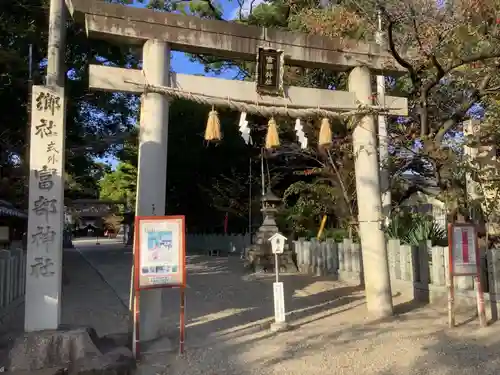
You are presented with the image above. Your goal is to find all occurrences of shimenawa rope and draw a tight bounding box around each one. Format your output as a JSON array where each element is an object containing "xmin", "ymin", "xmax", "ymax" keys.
[{"xmin": 124, "ymin": 80, "xmax": 398, "ymax": 119}]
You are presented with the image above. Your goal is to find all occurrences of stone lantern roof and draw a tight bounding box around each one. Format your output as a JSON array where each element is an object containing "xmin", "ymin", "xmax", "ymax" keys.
[{"xmin": 262, "ymin": 188, "xmax": 281, "ymax": 203}]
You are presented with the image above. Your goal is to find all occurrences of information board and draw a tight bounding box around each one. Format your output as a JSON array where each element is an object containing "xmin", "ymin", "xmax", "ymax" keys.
[
  {"xmin": 446, "ymin": 222, "xmax": 486, "ymax": 328},
  {"xmin": 134, "ymin": 215, "xmax": 186, "ymax": 290},
  {"xmin": 450, "ymin": 224, "xmax": 477, "ymax": 275}
]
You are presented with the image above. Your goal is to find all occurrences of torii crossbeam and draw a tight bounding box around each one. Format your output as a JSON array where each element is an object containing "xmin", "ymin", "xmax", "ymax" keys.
[{"xmin": 89, "ymin": 65, "xmax": 408, "ymax": 116}]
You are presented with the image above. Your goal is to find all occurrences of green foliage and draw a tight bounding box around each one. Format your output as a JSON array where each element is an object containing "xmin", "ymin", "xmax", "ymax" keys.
[
  {"xmin": 278, "ymin": 180, "xmax": 339, "ymax": 237},
  {"xmin": 322, "ymin": 227, "xmax": 357, "ymax": 242},
  {"xmin": 385, "ymin": 211, "xmax": 446, "ymax": 246},
  {"xmin": 99, "ymin": 162, "xmax": 137, "ymax": 209},
  {"xmin": 0, "ymin": 0, "xmax": 139, "ymax": 207},
  {"xmin": 246, "ymin": 1, "xmax": 290, "ymax": 27}
]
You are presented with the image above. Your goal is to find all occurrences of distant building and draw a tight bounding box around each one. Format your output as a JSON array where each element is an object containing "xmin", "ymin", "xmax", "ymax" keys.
[
  {"xmin": 0, "ymin": 200, "xmax": 27, "ymax": 248},
  {"xmin": 0, "ymin": 200, "xmax": 27, "ymax": 219},
  {"xmin": 400, "ymin": 190, "xmax": 447, "ymax": 230}
]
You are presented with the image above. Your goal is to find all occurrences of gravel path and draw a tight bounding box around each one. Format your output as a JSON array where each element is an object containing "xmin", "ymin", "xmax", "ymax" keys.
[
  {"xmin": 136, "ymin": 256, "xmax": 500, "ymax": 375},
  {"xmin": 70, "ymin": 242, "xmax": 500, "ymax": 375},
  {"xmin": 4, "ymin": 246, "xmax": 500, "ymax": 375}
]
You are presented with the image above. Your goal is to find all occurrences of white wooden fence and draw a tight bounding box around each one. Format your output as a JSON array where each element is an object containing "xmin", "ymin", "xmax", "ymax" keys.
[
  {"xmin": 293, "ymin": 237, "xmax": 500, "ymax": 309},
  {"xmin": 0, "ymin": 247, "xmax": 27, "ymax": 325},
  {"xmin": 294, "ymin": 238, "xmax": 362, "ymax": 282}
]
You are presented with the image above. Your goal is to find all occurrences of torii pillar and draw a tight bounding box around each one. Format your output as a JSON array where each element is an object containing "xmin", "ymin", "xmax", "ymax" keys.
[
  {"xmin": 349, "ymin": 66, "xmax": 393, "ymax": 317},
  {"xmin": 134, "ymin": 39, "xmax": 171, "ymax": 341}
]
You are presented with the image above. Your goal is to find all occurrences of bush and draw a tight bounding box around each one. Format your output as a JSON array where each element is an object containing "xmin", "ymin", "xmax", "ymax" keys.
[
  {"xmin": 321, "ymin": 227, "xmax": 359, "ymax": 242},
  {"xmin": 385, "ymin": 211, "xmax": 446, "ymax": 246}
]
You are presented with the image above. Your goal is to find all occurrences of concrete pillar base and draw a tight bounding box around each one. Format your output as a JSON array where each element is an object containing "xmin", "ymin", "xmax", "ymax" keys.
[{"xmin": 270, "ymin": 321, "xmax": 290, "ymax": 333}]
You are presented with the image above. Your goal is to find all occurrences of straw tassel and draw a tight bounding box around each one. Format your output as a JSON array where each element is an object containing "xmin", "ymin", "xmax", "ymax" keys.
[
  {"xmin": 265, "ymin": 117, "xmax": 280, "ymax": 149},
  {"xmin": 204, "ymin": 106, "xmax": 221, "ymax": 142},
  {"xmin": 318, "ymin": 117, "xmax": 332, "ymax": 148}
]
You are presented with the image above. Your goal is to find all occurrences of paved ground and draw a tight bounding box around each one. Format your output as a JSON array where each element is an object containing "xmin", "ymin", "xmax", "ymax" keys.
[
  {"xmin": 6, "ymin": 238, "xmax": 500, "ymax": 375},
  {"xmin": 4, "ymin": 238, "xmax": 500, "ymax": 374},
  {"xmin": 61, "ymin": 243, "xmax": 130, "ymax": 336},
  {"xmin": 70, "ymin": 238, "xmax": 500, "ymax": 375},
  {"xmin": 0, "ymin": 240, "xmax": 130, "ymax": 369}
]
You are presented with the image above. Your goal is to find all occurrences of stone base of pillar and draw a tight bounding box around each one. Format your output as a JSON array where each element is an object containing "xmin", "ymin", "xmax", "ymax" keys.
[
  {"xmin": 270, "ymin": 321, "xmax": 290, "ymax": 333},
  {"xmin": 6, "ymin": 327, "xmax": 135, "ymax": 374},
  {"xmin": 245, "ymin": 249, "xmax": 298, "ymax": 273},
  {"xmin": 139, "ymin": 334, "xmax": 175, "ymax": 354}
]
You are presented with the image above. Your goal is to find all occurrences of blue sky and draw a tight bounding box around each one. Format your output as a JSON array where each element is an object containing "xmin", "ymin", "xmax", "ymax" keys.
[{"xmin": 135, "ymin": 0, "xmax": 247, "ymax": 79}]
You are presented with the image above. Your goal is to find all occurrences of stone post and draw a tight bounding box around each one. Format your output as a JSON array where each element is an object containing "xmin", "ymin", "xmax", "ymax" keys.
[
  {"xmin": 25, "ymin": 85, "xmax": 66, "ymax": 331},
  {"xmin": 134, "ymin": 39, "xmax": 170, "ymax": 341},
  {"xmin": 348, "ymin": 66, "xmax": 393, "ymax": 317},
  {"xmin": 24, "ymin": 0, "xmax": 67, "ymax": 332}
]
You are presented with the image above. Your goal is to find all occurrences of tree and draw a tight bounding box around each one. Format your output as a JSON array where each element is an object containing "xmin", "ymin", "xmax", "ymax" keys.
[
  {"xmin": 266, "ymin": 119, "xmax": 358, "ymax": 238},
  {"xmin": 0, "ymin": 0, "xmax": 139, "ymax": 207},
  {"xmin": 103, "ymin": 213, "xmax": 123, "ymax": 234},
  {"xmin": 172, "ymin": 0, "xmax": 500, "ymax": 220},
  {"xmin": 296, "ymin": 0, "xmax": 500, "ymax": 212},
  {"xmin": 99, "ymin": 162, "xmax": 137, "ymax": 209}
]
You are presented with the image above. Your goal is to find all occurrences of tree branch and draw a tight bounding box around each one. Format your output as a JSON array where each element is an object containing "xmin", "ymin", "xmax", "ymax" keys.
[
  {"xmin": 385, "ymin": 15, "xmax": 418, "ymax": 87},
  {"xmin": 434, "ymin": 73, "xmax": 493, "ymax": 143},
  {"xmin": 418, "ymin": 55, "xmax": 446, "ymax": 137},
  {"xmin": 326, "ymin": 149, "xmax": 354, "ymax": 219},
  {"xmin": 201, "ymin": 0, "xmax": 223, "ymax": 19},
  {"xmin": 446, "ymin": 51, "xmax": 500, "ymax": 72}
]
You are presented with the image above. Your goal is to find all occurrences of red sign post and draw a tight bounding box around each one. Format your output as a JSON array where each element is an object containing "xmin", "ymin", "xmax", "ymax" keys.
[
  {"xmin": 447, "ymin": 223, "xmax": 486, "ymax": 328},
  {"xmin": 133, "ymin": 215, "xmax": 186, "ymax": 358}
]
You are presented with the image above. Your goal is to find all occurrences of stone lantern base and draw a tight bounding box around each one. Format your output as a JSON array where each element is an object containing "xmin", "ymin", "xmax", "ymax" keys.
[{"xmin": 245, "ymin": 245, "xmax": 297, "ymax": 273}]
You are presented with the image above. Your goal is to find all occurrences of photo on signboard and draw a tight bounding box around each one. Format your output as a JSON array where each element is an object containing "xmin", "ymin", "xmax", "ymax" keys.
[
  {"xmin": 136, "ymin": 216, "xmax": 185, "ymax": 289},
  {"xmin": 146, "ymin": 230, "xmax": 173, "ymax": 262}
]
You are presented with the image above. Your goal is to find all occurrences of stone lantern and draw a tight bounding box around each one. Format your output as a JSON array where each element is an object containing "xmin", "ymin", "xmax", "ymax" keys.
[
  {"xmin": 259, "ymin": 189, "xmax": 280, "ymax": 234},
  {"xmin": 244, "ymin": 188, "xmax": 296, "ymax": 273}
]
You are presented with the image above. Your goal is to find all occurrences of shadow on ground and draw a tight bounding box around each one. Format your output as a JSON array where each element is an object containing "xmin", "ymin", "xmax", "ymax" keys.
[
  {"xmin": 157, "ymin": 255, "xmax": 366, "ymax": 343},
  {"xmin": 137, "ymin": 254, "xmax": 500, "ymax": 375},
  {"xmin": 10, "ymin": 246, "xmax": 498, "ymax": 375}
]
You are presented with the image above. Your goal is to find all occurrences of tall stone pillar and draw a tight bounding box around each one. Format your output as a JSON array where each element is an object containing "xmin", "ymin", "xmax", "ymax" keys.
[
  {"xmin": 134, "ymin": 39, "xmax": 170, "ymax": 341},
  {"xmin": 348, "ymin": 66, "xmax": 393, "ymax": 317}
]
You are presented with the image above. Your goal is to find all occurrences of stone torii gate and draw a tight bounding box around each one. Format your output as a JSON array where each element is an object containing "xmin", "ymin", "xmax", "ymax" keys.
[{"xmin": 63, "ymin": 0, "xmax": 407, "ymax": 342}]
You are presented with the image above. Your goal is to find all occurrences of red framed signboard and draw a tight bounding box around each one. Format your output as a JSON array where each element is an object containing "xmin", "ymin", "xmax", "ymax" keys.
[
  {"xmin": 447, "ymin": 223, "xmax": 486, "ymax": 328},
  {"xmin": 134, "ymin": 215, "xmax": 186, "ymax": 290},
  {"xmin": 449, "ymin": 223, "xmax": 478, "ymax": 276},
  {"xmin": 132, "ymin": 215, "xmax": 186, "ymax": 358}
]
